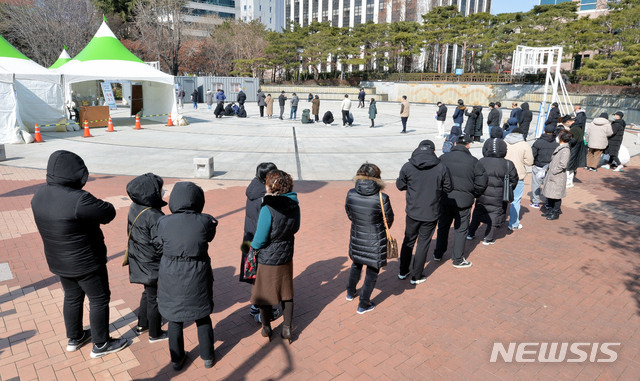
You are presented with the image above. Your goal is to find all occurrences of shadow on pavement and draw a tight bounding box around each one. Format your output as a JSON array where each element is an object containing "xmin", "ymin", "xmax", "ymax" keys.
[{"xmin": 295, "ymin": 181, "xmax": 328, "ymax": 194}]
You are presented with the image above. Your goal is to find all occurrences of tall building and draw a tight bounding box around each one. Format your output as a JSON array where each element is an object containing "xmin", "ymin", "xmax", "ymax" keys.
[
  {"xmin": 183, "ymin": 0, "xmax": 238, "ymax": 36},
  {"xmin": 238, "ymin": 0, "xmax": 286, "ymax": 31},
  {"xmin": 539, "ymin": 0, "xmax": 609, "ymax": 13}
]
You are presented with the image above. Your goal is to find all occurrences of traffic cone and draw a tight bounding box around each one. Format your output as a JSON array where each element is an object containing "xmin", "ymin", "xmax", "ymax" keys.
[
  {"xmin": 107, "ymin": 117, "xmax": 115, "ymax": 132},
  {"xmin": 83, "ymin": 120, "xmax": 92, "ymax": 138},
  {"xmin": 134, "ymin": 114, "xmax": 142, "ymax": 130},
  {"xmin": 34, "ymin": 124, "xmax": 44, "ymax": 143},
  {"xmin": 166, "ymin": 113, "xmax": 174, "ymax": 127}
]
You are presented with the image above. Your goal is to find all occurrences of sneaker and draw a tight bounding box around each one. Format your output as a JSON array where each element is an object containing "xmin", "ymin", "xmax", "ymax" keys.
[
  {"xmin": 135, "ymin": 326, "xmax": 148, "ymax": 335},
  {"xmin": 204, "ymin": 358, "xmax": 215, "ymax": 369},
  {"xmin": 482, "ymin": 239, "xmax": 496, "ymax": 246},
  {"xmin": 453, "ymin": 259, "xmax": 473, "ymax": 269},
  {"xmin": 589, "ymin": 167, "xmax": 597, "ymax": 172},
  {"xmin": 507, "ymin": 224, "xmax": 523, "ymax": 231},
  {"xmin": 249, "ymin": 306, "xmax": 260, "ymax": 317},
  {"xmin": 346, "ymin": 292, "xmax": 357, "ymax": 301},
  {"xmin": 410, "ymin": 276, "xmax": 427, "ymax": 285},
  {"xmin": 90, "ymin": 337, "xmax": 129, "ymax": 359},
  {"xmin": 566, "ymin": 183, "xmax": 574, "ymax": 188},
  {"xmin": 357, "ymin": 303, "xmax": 376, "ymax": 315},
  {"xmin": 613, "ymin": 165, "xmax": 624, "ymax": 172},
  {"xmin": 466, "ymin": 235, "xmax": 474, "ymax": 240},
  {"xmin": 397, "ymin": 272, "xmax": 410, "ymax": 280},
  {"xmin": 601, "ymin": 164, "xmax": 610, "ymax": 170},
  {"xmin": 66, "ymin": 329, "xmax": 91, "ymax": 352},
  {"xmin": 149, "ymin": 331, "xmax": 169, "ymax": 343},
  {"xmin": 433, "ymin": 255, "xmax": 442, "ymax": 262},
  {"xmin": 400, "ymin": 130, "xmax": 407, "ymax": 134},
  {"xmin": 529, "ymin": 203, "xmax": 540, "ymax": 209}
]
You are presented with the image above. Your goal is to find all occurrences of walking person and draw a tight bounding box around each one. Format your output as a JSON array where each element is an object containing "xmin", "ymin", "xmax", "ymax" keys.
[
  {"xmin": 452, "ymin": 99, "xmax": 466, "ymax": 127},
  {"xmin": 312, "ymin": 95, "xmax": 320, "ymax": 122},
  {"xmin": 541, "ymin": 131, "xmax": 573, "ymax": 220},
  {"xmin": 251, "ymin": 170, "xmax": 300, "ymax": 343},
  {"xmin": 258, "ymin": 89, "xmax": 266, "ymax": 117},
  {"xmin": 467, "ymin": 136, "xmax": 518, "ymax": 245},
  {"xmin": 156, "ymin": 182, "xmax": 218, "ymax": 370},
  {"xmin": 177, "ymin": 87, "xmax": 185, "ymax": 109},
  {"xmin": 345, "ymin": 163, "xmax": 394, "ymax": 314},
  {"xmin": 565, "ymin": 115, "xmax": 586, "ymax": 187},
  {"xmin": 436, "ymin": 101, "xmax": 447, "ymax": 137},
  {"xmin": 396, "ymin": 140, "xmax": 452, "ymax": 284},
  {"xmin": 464, "ymin": 106, "xmax": 480, "ymax": 142},
  {"xmin": 529, "ymin": 124, "xmax": 559, "ymax": 208},
  {"xmin": 433, "ymin": 136, "xmax": 488, "ymax": 267},
  {"xmin": 125, "ymin": 173, "xmax": 169, "ymax": 343},
  {"xmin": 518, "ymin": 102, "xmax": 533, "ymax": 141},
  {"xmin": 358, "ymin": 88, "xmax": 366, "ymax": 108},
  {"xmin": 242, "ymin": 163, "xmax": 281, "ymax": 323},
  {"xmin": 369, "ymin": 98, "xmax": 377, "ymax": 128},
  {"xmin": 400, "ymin": 95, "xmax": 410, "ymax": 133},
  {"xmin": 289, "ymin": 93, "xmax": 299, "ymax": 119},
  {"xmin": 278, "ymin": 91, "xmax": 287, "ymax": 120},
  {"xmin": 205, "ymin": 89, "xmax": 214, "ymax": 112},
  {"xmin": 504, "ymin": 128, "xmax": 534, "ymax": 230},
  {"xmin": 487, "ymin": 102, "xmax": 500, "ymax": 137},
  {"xmin": 341, "ymin": 94, "xmax": 352, "ymax": 127},
  {"xmin": 585, "ymin": 113, "xmax": 614, "ymax": 171},
  {"xmin": 266, "ymin": 94, "xmax": 274, "ymax": 119},
  {"xmin": 602, "ymin": 111, "xmax": 627, "ymax": 171},
  {"xmin": 31, "ymin": 150, "xmax": 128, "ymax": 358},
  {"xmin": 191, "ymin": 89, "xmax": 198, "ymax": 109}
]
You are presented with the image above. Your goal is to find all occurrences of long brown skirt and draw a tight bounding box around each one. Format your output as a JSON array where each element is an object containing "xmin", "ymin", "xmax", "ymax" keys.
[{"xmin": 250, "ymin": 262, "xmax": 294, "ymax": 306}]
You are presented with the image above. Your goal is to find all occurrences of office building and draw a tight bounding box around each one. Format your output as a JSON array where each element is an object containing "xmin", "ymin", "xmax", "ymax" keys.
[
  {"xmin": 539, "ymin": 0, "xmax": 609, "ymax": 14},
  {"xmin": 183, "ymin": 0, "xmax": 238, "ymax": 36},
  {"xmin": 238, "ymin": 0, "xmax": 286, "ymax": 31}
]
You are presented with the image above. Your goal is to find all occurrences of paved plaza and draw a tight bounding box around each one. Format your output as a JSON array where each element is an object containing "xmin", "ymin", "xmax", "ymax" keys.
[{"xmin": 1, "ymin": 100, "xmax": 639, "ymax": 380}]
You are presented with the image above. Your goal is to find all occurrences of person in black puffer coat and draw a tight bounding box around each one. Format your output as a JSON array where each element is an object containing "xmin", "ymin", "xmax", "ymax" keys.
[
  {"xmin": 345, "ymin": 163, "xmax": 394, "ymax": 314},
  {"xmin": 474, "ymin": 106, "xmax": 484, "ymax": 142},
  {"xmin": 467, "ymin": 138, "xmax": 518, "ymax": 244},
  {"xmin": 31, "ymin": 150, "xmax": 128, "ymax": 357},
  {"xmin": 530, "ymin": 125, "xmax": 559, "ymax": 207},
  {"xmin": 237, "ymin": 90, "xmax": 247, "ymax": 106},
  {"xmin": 464, "ymin": 106, "xmax": 480, "ymax": 141},
  {"xmin": 545, "ymin": 102, "xmax": 561, "ymax": 130},
  {"xmin": 604, "ymin": 111, "xmax": 626, "ymax": 170},
  {"xmin": 519, "ymin": 102, "xmax": 533, "ymax": 141},
  {"xmin": 565, "ymin": 115, "xmax": 587, "ymax": 187},
  {"xmin": 156, "ymin": 182, "xmax": 217, "ymax": 370},
  {"xmin": 126, "ymin": 173, "xmax": 167, "ymax": 341}
]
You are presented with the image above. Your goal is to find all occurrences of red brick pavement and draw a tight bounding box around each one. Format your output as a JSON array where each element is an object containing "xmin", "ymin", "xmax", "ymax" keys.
[{"xmin": 0, "ymin": 157, "xmax": 639, "ymax": 380}]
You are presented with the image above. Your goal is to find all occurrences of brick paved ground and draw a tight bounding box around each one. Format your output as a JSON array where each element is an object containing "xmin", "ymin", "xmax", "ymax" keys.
[{"xmin": 0, "ymin": 157, "xmax": 639, "ymax": 380}]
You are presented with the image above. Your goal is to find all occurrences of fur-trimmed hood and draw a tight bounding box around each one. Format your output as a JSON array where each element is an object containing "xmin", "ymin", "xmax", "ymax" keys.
[{"xmin": 354, "ymin": 175, "xmax": 385, "ymax": 196}]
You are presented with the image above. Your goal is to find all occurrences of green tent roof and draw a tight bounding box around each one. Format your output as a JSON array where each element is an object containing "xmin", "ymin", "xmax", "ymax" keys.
[
  {"xmin": 49, "ymin": 49, "xmax": 71, "ymax": 69},
  {"xmin": 71, "ymin": 21, "xmax": 144, "ymax": 63},
  {"xmin": 0, "ymin": 34, "xmax": 29, "ymax": 60}
]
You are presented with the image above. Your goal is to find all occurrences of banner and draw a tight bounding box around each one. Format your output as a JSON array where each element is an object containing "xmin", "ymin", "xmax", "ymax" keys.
[{"xmin": 100, "ymin": 82, "xmax": 117, "ymax": 110}]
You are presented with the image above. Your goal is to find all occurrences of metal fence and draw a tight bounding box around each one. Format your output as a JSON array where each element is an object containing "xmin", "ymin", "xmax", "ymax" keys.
[{"xmin": 174, "ymin": 76, "xmax": 260, "ymax": 103}]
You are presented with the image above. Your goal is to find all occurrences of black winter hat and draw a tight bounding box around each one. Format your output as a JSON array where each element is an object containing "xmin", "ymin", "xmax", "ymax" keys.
[
  {"xmin": 561, "ymin": 115, "xmax": 574, "ymax": 124},
  {"xmin": 599, "ymin": 112, "xmax": 609, "ymax": 119},
  {"xmin": 418, "ymin": 140, "xmax": 436, "ymax": 150},
  {"xmin": 544, "ymin": 124, "xmax": 557, "ymax": 133},
  {"xmin": 457, "ymin": 136, "xmax": 473, "ymax": 145},
  {"xmin": 615, "ymin": 111, "xmax": 624, "ymax": 117},
  {"xmin": 511, "ymin": 128, "xmax": 523, "ymax": 134}
]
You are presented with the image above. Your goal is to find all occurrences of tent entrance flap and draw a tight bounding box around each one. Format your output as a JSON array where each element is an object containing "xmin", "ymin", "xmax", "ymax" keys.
[{"xmin": 131, "ymin": 84, "xmax": 143, "ymax": 116}]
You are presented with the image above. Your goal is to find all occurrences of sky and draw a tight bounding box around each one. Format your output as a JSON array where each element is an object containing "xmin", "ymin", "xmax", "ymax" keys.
[{"xmin": 491, "ymin": 0, "xmax": 539, "ymax": 14}]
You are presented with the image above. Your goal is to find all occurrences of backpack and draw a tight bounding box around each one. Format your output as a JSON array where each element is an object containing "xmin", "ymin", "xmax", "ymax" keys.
[{"xmin": 442, "ymin": 140, "xmax": 454, "ymax": 153}]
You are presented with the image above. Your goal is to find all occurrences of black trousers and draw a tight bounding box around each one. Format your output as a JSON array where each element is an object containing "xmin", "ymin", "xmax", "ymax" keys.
[
  {"xmin": 547, "ymin": 198, "xmax": 562, "ymax": 212},
  {"xmin": 399, "ymin": 215, "xmax": 438, "ymax": 279},
  {"xmin": 608, "ymin": 155, "xmax": 621, "ymax": 167},
  {"xmin": 401, "ymin": 117, "xmax": 408, "ymax": 132},
  {"xmin": 314, "ymin": 113, "xmax": 319, "ymax": 122},
  {"xmin": 346, "ymin": 263, "xmax": 379, "ymax": 309},
  {"xmin": 434, "ymin": 206, "xmax": 472, "ymax": 265},
  {"xmin": 59, "ymin": 266, "xmax": 111, "ymax": 345},
  {"xmin": 468, "ymin": 206, "xmax": 505, "ymax": 242},
  {"xmin": 138, "ymin": 284, "xmax": 162, "ymax": 338},
  {"xmin": 259, "ymin": 105, "xmax": 264, "ymax": 117},
  {"xmin": 259, "ymin": 300, "xmax": 293, "ymax": 327},
  {"xmin": 342, "ymin": 110, "xmax": 350, "ymax": 125},
  {"xmin": 279, "ymin": 105, "xmax": 285, "ymax": 118},
  {"xmin": 358, "ymin": 99, "xmax": 365, "ymax": 108},
  {"xmin": 168, "ymin": 316, "xmax": 214, "ymax": 362}
]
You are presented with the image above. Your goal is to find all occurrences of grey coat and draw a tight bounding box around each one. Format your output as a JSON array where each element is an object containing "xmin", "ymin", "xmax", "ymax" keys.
[
  {"xmin": 258, "ymin": 91, "xmax": 266, "ymax": 107},
  {"xmin": 542, "ymin": 144, "xmax": 570, "ymax": 200}
]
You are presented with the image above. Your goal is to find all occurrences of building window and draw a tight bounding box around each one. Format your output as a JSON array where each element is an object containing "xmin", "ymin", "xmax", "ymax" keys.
[
  {"xmin": 379, "ymin": 0, "xmax": 384, "ymax": 10},
  {"xmin": 312, "ymin": 0, "xmax": 319, "ymax": 20},
  {"xmin": 322, "ymin": 0, "xmax": 329, "ymax": 21},
  {"xmin": 286, "ymin": 0, "xmax": 291, "ymax": 20},
  {"xmin": 343, "ymin": 9, "xmax": 349, "ymax": 27},
  {"xmin": 354, "ymin": 4, "xmax": 361, "ymax": 25},
  {"xmin": 366, "ymin": 0, "xmax": 374, "ymax": 21},
  {"xmin": 294, "ymin": 0, "xmax": 300, "ymax": 24}
]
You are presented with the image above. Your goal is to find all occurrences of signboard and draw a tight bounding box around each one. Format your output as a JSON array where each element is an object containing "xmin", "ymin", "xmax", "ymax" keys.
[
  {"xmin": 455, "ymin": 68, "xmax": 463, "ymax": 75},
  {"xmin": 233, "ymin": 83, "xmax": 242, "ymax": 92},
  {"xmin": 100, "ymin": 82, "xmax": 117, "ymax": 110}
]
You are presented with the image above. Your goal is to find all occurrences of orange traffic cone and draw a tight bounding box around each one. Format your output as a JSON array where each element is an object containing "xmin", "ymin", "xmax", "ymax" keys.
[
  {"xmin": 134, "ymin": 114, "xmax": 142, "ymax": 130},
  {"xmin": 83, "ymin": 120, "xmax": 92, "ymax": 138},
  {"xmin": 166, "ymin": 113, "xmax": 174, "ymax": 127},
  {"xmin": 34, "ymin": 124, "xmax": 44, "ymax": 143},
  {"xmin": 107, "ymin": 117, "xmax": 115, "ymax": 132}
]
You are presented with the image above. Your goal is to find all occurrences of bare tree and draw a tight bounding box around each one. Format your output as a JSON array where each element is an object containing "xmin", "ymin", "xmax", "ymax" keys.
[{"xmin": 0, "ymin": 0, "xmax": 102, "ymax": 67}]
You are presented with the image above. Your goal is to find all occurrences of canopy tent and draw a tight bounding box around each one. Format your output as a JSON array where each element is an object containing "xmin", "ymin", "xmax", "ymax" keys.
[
  {"xmin": 49, "ymin": 48, "xmax": 71, "ymax": 69},
  {"xmin": 0, "ymin": 69, "xmax": 22, "ymax": 144},
  {"xmin": 0, "ymin": 35, "xmax": 66, "ymax": 141},
  {"xmin": 54, "ymin": 22, "xmax": 176, "ymax": 121}
]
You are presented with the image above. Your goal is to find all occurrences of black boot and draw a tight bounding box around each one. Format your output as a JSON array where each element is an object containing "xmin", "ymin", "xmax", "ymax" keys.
[
  {"xmin": 546, "ymin": 211, "xmax": 560, "ymax": 220},
  {"xmin": 281, "ymin": 300, "xmax": 293, "ymax": 343},
  {"xmin": 259, "ymin": 308, "xmax": 272, "ymax": 341}
]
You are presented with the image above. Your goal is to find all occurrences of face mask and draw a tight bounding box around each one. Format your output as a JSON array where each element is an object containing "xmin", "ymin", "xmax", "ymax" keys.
[{"xmin": 161, "ymin": 189, "xmax": 166, "ymax": 197}]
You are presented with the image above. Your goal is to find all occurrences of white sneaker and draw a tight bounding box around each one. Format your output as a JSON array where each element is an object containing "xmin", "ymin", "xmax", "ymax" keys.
[
  {"xmin": 613, "ymin": 165, "xmax": 624, "ymax": 172},
  {"xmin": 507, "ymin": 224, "xmax": 523, "ymax": 231},
  {"xmin": 566, "ymin": 183, "xmax": 574, "ymax": 188},
  {"xmin": 601, "ymin": 164, "xmax": 610, "ymax": 170}
]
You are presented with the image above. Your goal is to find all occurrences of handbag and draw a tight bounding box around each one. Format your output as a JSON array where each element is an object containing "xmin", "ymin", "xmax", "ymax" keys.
[
  {"xmin": 242, "ymin": 247, "xmax": 258, "ymax": 282},
  {"xmin": 123, "ymin": 207, "xmax": 152, "ymax": 266},
  {"xmin": 503, "ymin": 161, "xmax": 514, "ymax": 203},
  {"xmin": 379, "ymin": 192, "xmax": 398, "ymax": 259}
]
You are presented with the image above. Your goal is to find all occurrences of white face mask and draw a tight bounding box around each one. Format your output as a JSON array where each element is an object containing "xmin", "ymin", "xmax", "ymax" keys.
[{"xmin": 161, "ymin": 189, "xmax": 166, "ymax": 197}]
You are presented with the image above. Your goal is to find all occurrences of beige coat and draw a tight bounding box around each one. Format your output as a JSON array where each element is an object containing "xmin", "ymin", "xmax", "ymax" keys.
[
  {"xmin": 266, "ymin": 95, "xmax": 273, "ymax": 116},
  {"xmin": 312, "ymin": 98, "xmax": 320, "ymax": 115},
  {"xmin": 586, "ymin": 117, "xmax": 613, "ymax": 149},
  {"xmin": 400, "ymin": 99, "xmax": 410, "ymax": 117},
  {"xmin": 504, "ymin": 134, "xmax": 534, "ymax": 180},
  {"xmin": 542, "ymin": 144, "xmax": 570, "ymax": 199}
]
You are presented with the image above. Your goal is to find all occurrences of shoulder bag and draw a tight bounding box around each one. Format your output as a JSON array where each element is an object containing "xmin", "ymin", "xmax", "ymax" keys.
[
  {"xmin": 503, "ymin": 161, "xmax": 514, "ymax": 203},
  {"xmin": 123, "ymin": 207, "xmax": 152, "ymax": 266},
  {"xmin": 379, "ymin": 193, "xmax": 398, "ymax": 259}
]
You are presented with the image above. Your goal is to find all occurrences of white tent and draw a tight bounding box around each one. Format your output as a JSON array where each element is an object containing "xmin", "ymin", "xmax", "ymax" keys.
[
  {"xmin": 0, "ymin": 35, "xmax": 66, "ymax": 141},
  {"xmin": 54, "ymin": 22, "xmax": 176, "ymax": 121},
  {"xmin": 0, "ymin": 69, "xmax": 22, "ymax": 144}
]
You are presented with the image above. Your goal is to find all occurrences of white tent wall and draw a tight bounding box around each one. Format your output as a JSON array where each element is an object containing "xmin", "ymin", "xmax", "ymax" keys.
[
  {"xmin": 122, "ymin": 82, "xmax": 131, "ymax": 105},
  {"xmin": 0, "ymin": 73, "xmax": 24, "ymax": 144},
  {"xmin": 142, "ymin": 81, "xmax": 177, "ymax": 122},
  {"xmin": 15, "ymin": 79, "xmax": 66, "ymax": 132}
]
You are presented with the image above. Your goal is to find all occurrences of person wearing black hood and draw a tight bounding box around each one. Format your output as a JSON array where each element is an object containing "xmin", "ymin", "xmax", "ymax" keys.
[
  {"xmin": 31, "ymin": 150, "xmax": 129, "ymax": 358},
  {"xmin": 433, "ymin": 136, "xmax": 488, "ymax": 266},
  {"xmin": 529, "ymin": 124, "xmax": 559, "ymax": 208},
  {"xmin": 241, "ymin": 163, "xmax": 281, "ymax": 323},
  {"xmin": 345, "ymin": 163, "xmax": 394, "ymax": 314},
  {"xmin": 156, "ymin": 182, "xmax": 218, "ymax": 370},
  {"xmin": 545, "ymin": 102, "xmax": 561, "ymax": 130},
  {"xmin": 237, "ymin": 89, "xmax": 247, "ymax": 106},
  {"xmin": 487, "ymin": 103, "xmax": 501, "ymax": 137},
  {"xmin": 452, "ymin": 99, "xmax": 466, "ymax": 127},
  {"xmin": 396, "ymin": 140, "xmax": 452, "ymax": 284},
  {"xmin": 518, "ymin": 102, "xmax": 533, "ymax": 141},
  {"xmin": 565, "ymin": 115, "xmax": 586, "ymax": 188},
  {"xmin": 126, "ymin": 173, "xmax": 168, "ymax": 343},
  {"xmin": 603, "ymin": 111, "xmax": 627, "ymax": 172},
  {"xmin": 474, "ymin": 106, "xmax": 484, "ymax": 142},
  {"xmin": 467, "ymin": 136, "xmax": 518, "ymax": 245},
  {"xmin": 464, "ymin": 106, "xmax": 480, "ymax": 142}
]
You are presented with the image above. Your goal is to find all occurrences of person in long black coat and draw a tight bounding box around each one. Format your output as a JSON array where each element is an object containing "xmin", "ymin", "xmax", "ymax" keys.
[
  {"xmin": 518, "ymin": 102, "xmax": 533, "ymax": 141},
  {"xmin": 474, "ymin": 106, "xmax": 484, "ymax": 142},
  {"xmin": 31, "ymin": 150, "xmax": 128, "ymax": 358},
  {"xmin": 126, "ymin": 173, "xmax": 167, "ymax": 341},
  {"xmin": 604, "ymin": 111, "xmax": 626, "ymax": 170},
  {"xmin": 156, "ymin": 182, "xmax": 218, "ymax": 370},
  {"xmin": 467, "ymin": 138, "xmax": 518, "ymax": 245},
  {"xmin": 464, "ymin": 106, "xmax": 480, "ymax": 141},
  {"xmin": 237, "ymin": 90, "xmax": 247, "ymax": 106},
  {"xmin": 345, "ymin": 163, "xmax": 394, "ymax": 314},
  {"xmin": 545, "ymin": 102, "xmax": 561, "ymax": 129},
  {"xmin": 565, "ymin": 115, "xmax": 587, "ymax": 187}
]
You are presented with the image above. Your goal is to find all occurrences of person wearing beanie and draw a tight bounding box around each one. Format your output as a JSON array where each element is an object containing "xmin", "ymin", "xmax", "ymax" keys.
[
  {"xmin": 504, "ymin": 128, "xmax": 533, "ymax": 230},
  {"xmin": 529, "ymin": 123, "xmax": 560, "ymax": 208},
  {"xmin": 585, "ymin": 112, "xmax": 613, "ymax": 171},
  {"xmin": 396, "ymin": 140, "xmax": 452, "ymax": 283},
  {"xmin": 602, "ymin": 111, "xmax": 626, "ymax": 171}
]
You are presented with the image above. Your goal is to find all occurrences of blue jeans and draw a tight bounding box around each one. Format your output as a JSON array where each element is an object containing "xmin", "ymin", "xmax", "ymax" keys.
[
  {"xmin": 290, "ymin": 106, "xmax": 297, "ymax": 119},
  {"xmin": 509, "ymin": 180, "xmax": 525, "ymax": 228}
]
